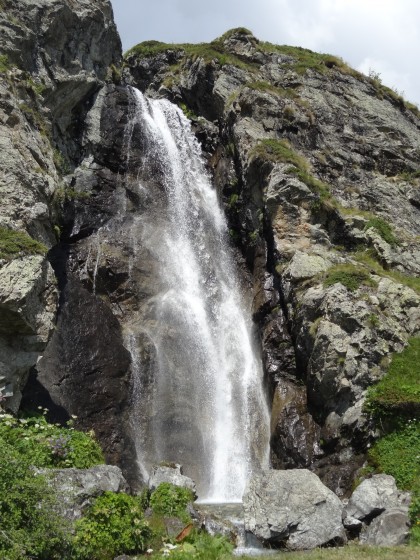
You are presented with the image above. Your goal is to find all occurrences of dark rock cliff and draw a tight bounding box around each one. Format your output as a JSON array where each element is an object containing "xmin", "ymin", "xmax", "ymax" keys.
[{"xmin": 1, "ymin": 6, "xmax": 419, "ymax": 495}]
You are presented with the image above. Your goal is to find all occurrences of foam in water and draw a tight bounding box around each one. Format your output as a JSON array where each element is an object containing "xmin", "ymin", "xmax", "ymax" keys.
[{"xmin": 125, "ymin": 88, "xmax": 269, "ymax": 502}]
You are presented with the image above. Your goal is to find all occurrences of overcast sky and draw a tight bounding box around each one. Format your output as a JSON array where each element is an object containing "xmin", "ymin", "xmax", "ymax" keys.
[{"xmin": 110, "ymin": 0, "xmax": 420, "ymax": 106}]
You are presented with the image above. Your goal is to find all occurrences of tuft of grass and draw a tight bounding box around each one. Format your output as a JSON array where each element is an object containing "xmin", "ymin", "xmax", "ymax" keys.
[
  {"xmin": 323, "ymin": 263, "xmax": 376, "ymax": 292},
  {"xmin": 252, "ymin": 139, "xmax": 335, "ymax": 206},
  {"xmin": 0, "ymin": 227, "xmax": 47, "ymax": 260},
  {"xmin": 258, "ymin": 42, "xmax": 360, "ymax": 78},
  {"xmin": 0, "ymin": 54, "xmax": 11, "ymax": 72},
  {"xmin": 353, "ymin": 249, "xmax": 420, "ymax": 294},
  {"xmin": 364, "ymin": 217, "xmax": 399, "ymax": 246},
  {"xmin": 365, "ymin": 337, "xmax": 420, "ymax": 417},
  {"xmin": 218, "ymin": 27, "xmax": 254, "ymax": 41},
  {"xmin": 252, "ymin": 138, "xmax": 308, "ymax": 169},
  {"xmin": 399, "ymin": 170, "xmax": 420, "ymax": 184}
]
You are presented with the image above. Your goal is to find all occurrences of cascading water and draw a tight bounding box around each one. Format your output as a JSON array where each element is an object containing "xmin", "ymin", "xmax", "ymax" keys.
[{"xmin": 124, "ymin": 88, "xmax": 269, "ymax": 502}]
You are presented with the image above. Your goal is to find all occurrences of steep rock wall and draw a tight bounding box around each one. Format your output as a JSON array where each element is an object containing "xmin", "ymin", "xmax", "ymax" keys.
[
  {"xmin": 1, "ymin": 5, "xmax": 419, "ymax": 496},
  {"xmin": 0, "ymin": 0, "xmax": 137, "ymax": 474},
  {"xmin": 124, "ymin": 29, "xmax": 420, "ymax": 494}
]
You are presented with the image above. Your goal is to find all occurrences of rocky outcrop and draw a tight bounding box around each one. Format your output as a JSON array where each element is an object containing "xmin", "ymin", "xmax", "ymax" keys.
[
  {"xmin": 344, "ymin": 474, "xmax": 409, "ymax": 522},
  {"xmin": 243, "ymin": 469, "xmax": 346, "ymax": 549},
  {"xmin": 124, "ymin": 28, "xmax": 420, "ymax": 493},
  {"xmin": 0, "ymin": 255, "xmax": 56, "ymax": 411}
]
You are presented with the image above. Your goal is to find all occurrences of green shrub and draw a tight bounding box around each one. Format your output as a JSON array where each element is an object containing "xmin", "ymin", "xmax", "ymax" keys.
[
  {"xmin": 323, "ymin": 263, "xmax": 376, "ymax": 291},
  {"xmin": 157, "ymin": 530, "xmax": 233, "ymax": 559},
  {"xmin": 0, "ymin": 412, "xmax": 104, "ymax": 469},
  {"xmin": 365, "ymin": 337, "xmax": 420, "ymax": 417},
  {"xmin": 0, "ymin": 437, "xmax": 71, "ymax": 560},
  {"xmin": 0, "ymin": 226, "xmax": 47, "ymax": 260},
  {"xmin": 72, "ymin": 492, "xmax": 151, "ymax": 560},
  {"xmin": 150, "ymin": 482, "xmax": 194, "ymax": 521},
  {"xmin": 364, "ymin": 217, "xmax": 398, "ymax": 246}
]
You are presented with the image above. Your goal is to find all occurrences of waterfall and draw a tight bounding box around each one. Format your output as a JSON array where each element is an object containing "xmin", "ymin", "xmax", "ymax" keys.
[{"xmin": 124, "ymin": 88, "xmax": 269, "ymax": 502}]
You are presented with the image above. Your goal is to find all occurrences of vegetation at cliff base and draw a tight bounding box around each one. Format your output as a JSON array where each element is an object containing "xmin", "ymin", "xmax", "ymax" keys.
[
  {"xmin": 150, "ymin": 482, "xmax": 194, "ymax": 521},
  {"xmin": 0, "ymin": 410, "xmax": 104, "ymax": 468},
  {"xmin": 0, "ymin": 226, "xmax": 47, "ymax": 260},
  {"xmin": 366, "ymin": 337, "xmax": 420, "ymax": 416},
  {"xmin": 0, "ymin": 438, "xmax": 71, "ymax": 559},
  {"xmin": 72, "ymin": 492, "xmax": 151, "ymax": 560},
  {"xmin": 0, "ymin": 410, "xmax": 104, "ymax": 559},
  {"xmin": 364, "ymin": 338, "xmax": 420, "ymax": 543}
]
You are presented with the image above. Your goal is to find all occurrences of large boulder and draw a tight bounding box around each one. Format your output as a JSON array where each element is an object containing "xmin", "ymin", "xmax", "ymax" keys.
[
  {"xmin": 46, "ymin": 464, "xmax": 128, "ymax": 521},
  {"xmin": 343, "ymin": 474, "xmax": 409, "ymax": 522},
  {"xmin": 360, "ymin": 508, "xmax": 411, "ymax": 546},
  {"xmin": 243, "ymin": 469, "xmax": 346, "ymax": 550}
]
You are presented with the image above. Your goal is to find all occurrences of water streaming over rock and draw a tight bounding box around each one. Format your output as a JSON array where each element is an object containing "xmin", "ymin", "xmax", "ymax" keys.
[{"xmin": 124, "ymin": 88, "xmax": 269, "ymax": 502}]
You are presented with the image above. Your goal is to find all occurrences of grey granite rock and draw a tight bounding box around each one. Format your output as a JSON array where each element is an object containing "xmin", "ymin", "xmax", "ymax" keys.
[{"xmin": 243, "ymin": 469, "xmax": 346, "ymax": 550}]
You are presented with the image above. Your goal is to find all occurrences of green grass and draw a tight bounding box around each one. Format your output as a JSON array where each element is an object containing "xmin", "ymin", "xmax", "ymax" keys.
[
  {"xmin": 368, "ymin": 421, "xmax": 420, "ymax": 489},
  {"xmin": 364, "ymin": 217, "xmax": 399, "ymax": 246},
  {"xmin": 399, "ymin": 170, "xmax": 420, "ymax": 184},
  {"xmin": 257, "ymin": 42, "xmax": 359, "ymax": 78},
  {"xmin": 323, "ymin": 263, "xmax": 377, "ymax": 291},
  {"xmin": 365, "ymin": 337, "xmax": 420, "ymax": 417},
  {"xmin": 251, "ymin": 138, "xmax": 308, "ymax": 168},
  {"xmin": 251, "ymin": 139, "xmax": 336, "ymax": 207},
  {"xmin": 0, "ymin": 226, "xmax": 47, "ymax": 260},
  {"xmin": 246, "ymin": 80, "xmax": 299, "ymax": 99},
  {"xmin": 0, "ymin": 54, "xmax": 11, "ymax": 72},
  {"xmin": 352, "ymin": 249, "xmax": 420, "ymax": 294},
  {"xmin": 125, "ymin": 38, "xmax": 256, "ymax": 70},
  {"xmin": 234, "ymin": 547, "xmax": 420, "ymax": 559}
]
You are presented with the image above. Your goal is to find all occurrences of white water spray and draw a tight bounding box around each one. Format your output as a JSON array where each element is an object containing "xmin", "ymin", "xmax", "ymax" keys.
[{"xmin": 126, "ymin": 88, "xmax": 269, "ymax": 502}]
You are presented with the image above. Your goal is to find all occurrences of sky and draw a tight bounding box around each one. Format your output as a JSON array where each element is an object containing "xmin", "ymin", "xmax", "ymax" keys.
[{"xmin": 110, "ymin": 0, "xmax": 420, "ymax": 107}]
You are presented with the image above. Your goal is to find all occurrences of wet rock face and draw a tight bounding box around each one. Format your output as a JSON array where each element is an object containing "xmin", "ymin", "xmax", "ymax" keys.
[{"xmin": 125, "ymin": 28, "xmax": 420, "ymax": 492}]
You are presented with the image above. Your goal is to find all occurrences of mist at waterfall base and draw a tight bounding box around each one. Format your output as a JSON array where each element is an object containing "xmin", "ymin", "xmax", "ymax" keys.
[{"xmin": 124, "ymin": 88, "xmax": 270, "ymax": 503}]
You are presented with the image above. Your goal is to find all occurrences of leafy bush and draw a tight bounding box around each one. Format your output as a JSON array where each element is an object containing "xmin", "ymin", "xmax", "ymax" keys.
[
  {"xmin": 150, "ymin": 482, "xmax": 194, "ymax": 521},
  {"xmin": 365, "ymin": 337, "xmax": 420, "ymax": 416},
  {"xmin": 0, "ymin": 437, "xmax": 71, "ymax": 560},
  {"xmin": 72, "ymin": 492, "xmax": 151, "ymax": 560},
  {"xmin": 157, "ymin": 530, "xmax": 233, "ymax": 559},
  {"xmin": 0, "ymin": 411, "xmax": 104, "ymax": 469},
  {"xmin": 364, "ymin": 217, "xmax": 398, "ymax": 246},
  {"xmin": 0, "ymin": 226, "xmax": 47, "ymax": 260},
  {"xmin": 323, "ymin": 263, "xmax": 376, "ymax": 291}
]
